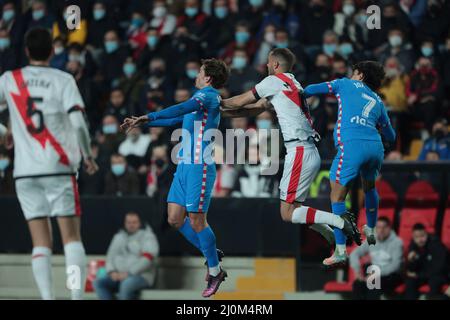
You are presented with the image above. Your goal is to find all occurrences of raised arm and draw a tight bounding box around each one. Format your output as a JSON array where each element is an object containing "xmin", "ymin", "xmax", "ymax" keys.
[
  {"xmin": 303, "ymin": 81, "xmax": 335, "ymax": 98},
  {"xmin": 221, "ymin": 90, "xmax": 257, "ymax": 109},
  {"xmin": 144, "ymin": 116, "xmax": 184, "ymax": 127}
]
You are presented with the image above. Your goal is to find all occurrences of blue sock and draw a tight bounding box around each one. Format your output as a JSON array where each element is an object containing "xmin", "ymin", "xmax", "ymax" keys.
[
  {"xmin": 332, "ymin": 202, "xmax": 347, "ymax": 245},
  {"xmin": 178, "ymin": 218, "xmax": 201, "ymax": 251},
  {"xmin": 365, "ymin": 189, "xmax": 379, "ymax": 228},
  {"xmin": 197, "ymin": 226, "xmax": 219, "ymax": 268}
]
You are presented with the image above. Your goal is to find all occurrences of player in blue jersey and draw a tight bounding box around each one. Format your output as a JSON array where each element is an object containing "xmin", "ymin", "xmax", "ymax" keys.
[
  {"xmin": 121, "ymin": 59, "xmax": 229, "ymax": 297},
  {"xmin": 303, "ymin": 61, "xmax": 396, "ymax": 267}
]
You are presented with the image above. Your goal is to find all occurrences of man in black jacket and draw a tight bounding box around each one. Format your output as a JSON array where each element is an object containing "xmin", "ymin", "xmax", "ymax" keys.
[{"xmin": 405, "ymin": 223, "xmax": 449, "ymax": 300}]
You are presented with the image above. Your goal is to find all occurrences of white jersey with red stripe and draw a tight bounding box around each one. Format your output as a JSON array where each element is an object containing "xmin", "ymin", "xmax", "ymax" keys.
[
  {"xmin": 252, "ymin": 73, "xmax": 316, "ymax": 146},
  {"xmin": 0, "ymin": 66, "xmax": 84, "ymax": 178}
]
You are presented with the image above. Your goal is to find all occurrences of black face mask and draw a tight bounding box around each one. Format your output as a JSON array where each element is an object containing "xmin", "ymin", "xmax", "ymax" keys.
[
  {"xmin": 155, "ymin": 159, "xmax": 166, "ymax": 168},
  {"xmin": 151, "ymin": 69, "xmax": 164, "ymax": 78},
  {"xmin": 434, "ymin": 129, "xmax": 445, "ymax": 140}
]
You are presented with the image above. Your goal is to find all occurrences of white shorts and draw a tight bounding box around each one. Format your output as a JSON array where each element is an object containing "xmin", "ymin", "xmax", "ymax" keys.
[
  {"xmin": 15, "ymin": 175, "xmax": 81, "ymax": 221},
  {"xmin": 279, "ymin": 144, "xmax": 321, "ymax": 204}
]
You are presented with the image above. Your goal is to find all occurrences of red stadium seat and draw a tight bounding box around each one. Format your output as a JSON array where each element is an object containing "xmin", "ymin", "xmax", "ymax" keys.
[
  {"xmin": 375, "ymin": 179, "xmax": 398, "ymax": 208},
  {"xmin": 398, "ymin": 208, "xmax": 438, "ymax": 249},
  {"xmin": 357, "ymin": 208, "xmax": 396, "ymax": 232},
  {"xmin": 395, "ymin": 283, "xmax": 449, "ymax": 294},
  {"xmin": 404, "ymin": 181, "xmax": 439, "ymax": 208},
  {"xmin": 441, "ymin": 209, "xmax": 450, "ymax": 251},
  {"xmin": 85, "ymin": 259, "xmax": 106, "ymax": 292}
]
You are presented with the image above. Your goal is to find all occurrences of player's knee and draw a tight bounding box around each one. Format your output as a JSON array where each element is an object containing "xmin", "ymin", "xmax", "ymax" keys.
[{"xmin": 189, "ymin": 216, "xmax": 206, "ymax": 232}]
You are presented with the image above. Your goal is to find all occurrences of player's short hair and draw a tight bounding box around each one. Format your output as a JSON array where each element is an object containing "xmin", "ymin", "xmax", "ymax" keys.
[
  {"xmin": 377, "ymin": 216, "xmax": 391, "ymax": 227},
  {"xmin": 270, "ymin": 48, "xmax": 296, "ymax": 72},
  {"xmin": 412, "ymin": 223, "xmax": 426, "ymax": 232},
  {"xmin": 201, "ymin": 58, "xmax": 229, "ymax": 89},
  {"xmin": 25, "ymin": 28, "xmax": 53, "ymax": 61},
  {"xmin": 352, "ymin": 61, "xmax": 385, "ymax": 91}
]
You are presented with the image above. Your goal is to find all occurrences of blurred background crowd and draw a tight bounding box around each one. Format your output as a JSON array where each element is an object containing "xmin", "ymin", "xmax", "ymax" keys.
[{"xmin": 0, "ymin": 0, "xmax": 449, "ymax": 201}]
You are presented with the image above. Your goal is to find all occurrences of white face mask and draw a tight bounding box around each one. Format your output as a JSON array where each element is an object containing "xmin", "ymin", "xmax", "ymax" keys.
[
  {"xmin": 342, "ymin": 4, "xmax": 355, "ymax": 16},
  {"xmin": 264, "ymin": 32, "xmax": 275, "ymax": 44},
  {"xmin": 153, "ymin": 6, "xmax": 167, "ymax": 18},
  {"xmin": 389, "ymin": 35, "xmax": 402, "ymax": 47}
]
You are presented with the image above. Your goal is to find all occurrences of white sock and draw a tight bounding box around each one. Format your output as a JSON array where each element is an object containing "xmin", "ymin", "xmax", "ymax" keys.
[
  {"xmin": 64, "ymin": 241, "xmax": 87, "ymax": 300},
  {"xmin": 336, "ymin": 244, "xmax": 347, "ymax": 255},
  {"xmin": 31, "ymin": 246, "xmax": 54, "ymax": 300},
  {"xmin": 209, "ymin": 265, "xmax": 221, "ymax": 277},
  {"xmin": 292, "ymin": 206, "xmax": 344, "ymax": 229}
]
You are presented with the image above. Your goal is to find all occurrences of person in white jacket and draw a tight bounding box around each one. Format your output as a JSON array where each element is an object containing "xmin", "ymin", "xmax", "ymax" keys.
[{"xmin": 94, "ymin": 212, "xmax": 160, "ymax": 300}]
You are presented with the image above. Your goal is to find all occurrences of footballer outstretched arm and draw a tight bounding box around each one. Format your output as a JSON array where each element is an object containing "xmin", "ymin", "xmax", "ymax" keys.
[
  {"xmin": 221, "ymin": 90, "xmax": 257, "ymax": 109},
  {"xmin": 220, "ymin": 98, "xmax": 271, "ymax": 118}
]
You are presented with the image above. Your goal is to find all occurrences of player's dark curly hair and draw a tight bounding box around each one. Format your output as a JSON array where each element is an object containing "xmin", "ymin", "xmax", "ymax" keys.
[
  {"xmin": 201, "ymin": 58, "xmax": 229, "ymax": 89},
  {"xmin": 352, "ymin": 61, "xmax": 385, "ymax": 91},
  {"xmin": 25, "ymin": 28, "xmax": 53, "ymax": 61}
]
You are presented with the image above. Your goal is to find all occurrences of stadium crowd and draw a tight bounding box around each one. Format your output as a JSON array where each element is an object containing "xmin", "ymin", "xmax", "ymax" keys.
[{"xmin": 0, "ymin": 0, "xmax": 449, "ymax": 199}]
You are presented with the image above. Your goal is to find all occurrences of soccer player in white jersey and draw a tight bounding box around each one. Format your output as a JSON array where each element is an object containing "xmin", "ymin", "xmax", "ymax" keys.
[
  {"xmin": 0, "ymin": 28, "xmax": 98, "ymax": 299},
  {"xmin": 221, "ymin": 48, "xmax": 361, "ymax": 246}
]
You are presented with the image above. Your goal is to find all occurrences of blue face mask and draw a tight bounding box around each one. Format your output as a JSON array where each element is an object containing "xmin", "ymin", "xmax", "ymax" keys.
[
  {"xmin": 256, "ymin": 119, "xmax": 272, "ymax": 130},
  {"xmin": 249, "ymin": 0, "xmax": 264, "ymax": 7},
  {"xmin": 214, "ymin": 7, "xmax": 228, "ymax": 19},
  {"xmin": 111, "ymin": 164, "xmax": 126, "ymax": 176},
  {"xmin": 2, "ymin": 9, "xmax": 15, "ymax": 22},
  {"xmin": 93, "ymin": 9, "xmax": 105, "ymax": 20},
  {"xmin": 421, "ymin": 46, "xmax": 434, "ymax": 57},
  {"xmin": 123, "ymin": 63, "xmax": 136, "ymax": 76},
  {"xmin": 235, "ymin": 31, "xmax": 250, "ymax": 44},
  {"xmin": 186, "ymin": 69, "xmax": 198, "ymax": 79},
  {"xmin": 147, "ymin": 35, "xmax": 158, "ymax": 47},
  {"xmin": 103, "ymin": 124, "xmax": 118, "ymax": 134},
  {"xmin": 104, "ymin": 41, "xmax": 119, "ymax": 53},
  {"xmin": 232, "ymin": 56, "xmax": 247, "ymax": 69},
  {"xmin": 323, "ymin": 43, "xmax": 337, "ymax": 56},
  {"xmin": 0, "ymin": 38, "xmax": 10, "ymax": 50},
  {"xmin": 185, "ymin": 7, "xmax": 198, "ymax": 17},
  {"xmin": 131, "ymin": 17, "xmax": 144, "ymax": 28},
  {"xmin": 339, "ymin": 43, "xmax": 353, "ymax": 56},
  {"xmin": 0, "ymin": 159, "xmax": 10, "ymax": 171},
  {"xmin": 32, "ymin": 9, "xmax": 45, "ymax": 21},
  {"xmin": 276, "ymin": 41, "xmax": 288, "ymax": 49}
]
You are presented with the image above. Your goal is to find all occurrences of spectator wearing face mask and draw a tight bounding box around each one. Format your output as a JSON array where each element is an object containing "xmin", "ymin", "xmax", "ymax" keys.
[
  {"xmin": 406, "ymin": 57, "xmax": 441, "ymax": 132},
  {"xmin": 333, "ymin": 0, "xmax": 367, "ymax": 50},
  {"xmin": 220, "ymin": 21, "xmax": 257, "ymax": 65},
  {"xmin": 145, "ymin": 145, "xmax": 175, "ymax": 200},
  {"xmin": 97, "ymin": 115, "xmax": 125, "ymax": 168},
  {"xmin": 379, "ymin": 56, "xmax": 409, "ymax": 151},
  {"xmin": 118, "ymin": 57, "xmax": 146, "ymax": 108},
  {"xmin": 336, "ymin": 36, "xmax": 365, "ymax": 66},
  {"xmin": 320, "ymin": 30, "xmax": 340, "ymax": 62},
  {"xmin": 67, "ymin": 42, "xmax": 97, "ymax": 78},
  {"xmin": 119, "ymin": 127, "xmax": 152, "ymax": 170},
  {"xmin": 300, "ymin": 0, "xmax": 334, "ymax": 51},
  {"xmin": 26, "ymin": 0, "xmax": 55, "ymax": 32},
  {"xmin": 65, "ymin": 60, "xmax": 102, "ymax": 132},
  {"xmin": 418, "ymin": 119, "xmax": 450, "ymax": 160},
  {"xmin": 52, "ymin": 5, "xmax": 88, "ymax": 46},
  {"xmin": 99, "ymin": 30, "xmax": 130, "ymax": 87},
  {"xmin": 137, "ymin": 28, "xmax": 170, "ymax": 69},
  {"xmin": 405, "ymin": 223, "xmax": 449, "ymax": 300},
  {"xmin": 165, "ymin": 26, "xmax": 201, "ymax": 77},
  {"xmin": 49, "ymin": 37, "xmax": 67, "ymax": 70},
  {"xmin": 231, "ymin": 144, "xmax": 279, "ymax": 198},
  {"xmin": 205, "ymin": 0, "xmax": 237, "ymax": 57},
  {"xmin": 0, "ymin": 1, "xmax": 25, "ymax": 59},
  {"xmin": 126, "ymin": 10, "xmax": 148, "ymax": 59},
  {"xmin": 369, "ymin": 3, "xmax": 411, "ymax": 51},
  {"xmin": 418, "ymin": 39, "xmax": 441, "ymax": 70},
  {"xmin": 378, "ymin": 28, "xmax": 416, "ymax": 73},
  {"xmin": 227, "ymin": 49, "xmax": 261, "ymax": 96},
  {"xmin": 0, "ymin": 148, "xmax": 14, "ymax": 195},
  {"xmin": 0, "ymin": 28, "xmax": 17, "ymax": 73},
  {"xmin": 104, "ymin": 88, "xmax": 132, "ymax": 124},
  {"xmin": 177, "ymin": 59, "xmax": 201, "ymax": 91},
  {"xmin": 104, "ymin": 154, "xmax": 140, "ymax": 196},
  {"xmin": 176, "ymin": 0, "xmax": 210, "ymax": 42},
  {"xmin": 86, "ymin": 1, "xmax": 118, "ymax": 51},
  {"xmin": 149, "ymin": 0, "xmax": 176, "ymax": 36}
]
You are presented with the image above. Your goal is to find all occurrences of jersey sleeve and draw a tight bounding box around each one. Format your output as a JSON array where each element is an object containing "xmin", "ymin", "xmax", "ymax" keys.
[
  {"xmin": 303, "ymin": 78, "xmax": 342, "ymax": 97},
  {"xmin": 378, "ymin": 101, "xmax": 396, "ymax": 142},
  {"xmin": 62, "ymin": 76, "xmax": 85, "ymax": 113},
  {"xmin": 253, "ymin": 76, "xmax": 280, "ymax": 99}
]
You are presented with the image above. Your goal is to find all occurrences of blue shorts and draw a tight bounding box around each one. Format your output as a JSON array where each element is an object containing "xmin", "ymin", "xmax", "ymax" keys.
[
  {"xmin": 330, "ymin": 140, "xmax": 384, "ymax": 186},
  {"xmin": 167, "ymin": 163, "xmax": 216, "ymax": 213}
]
